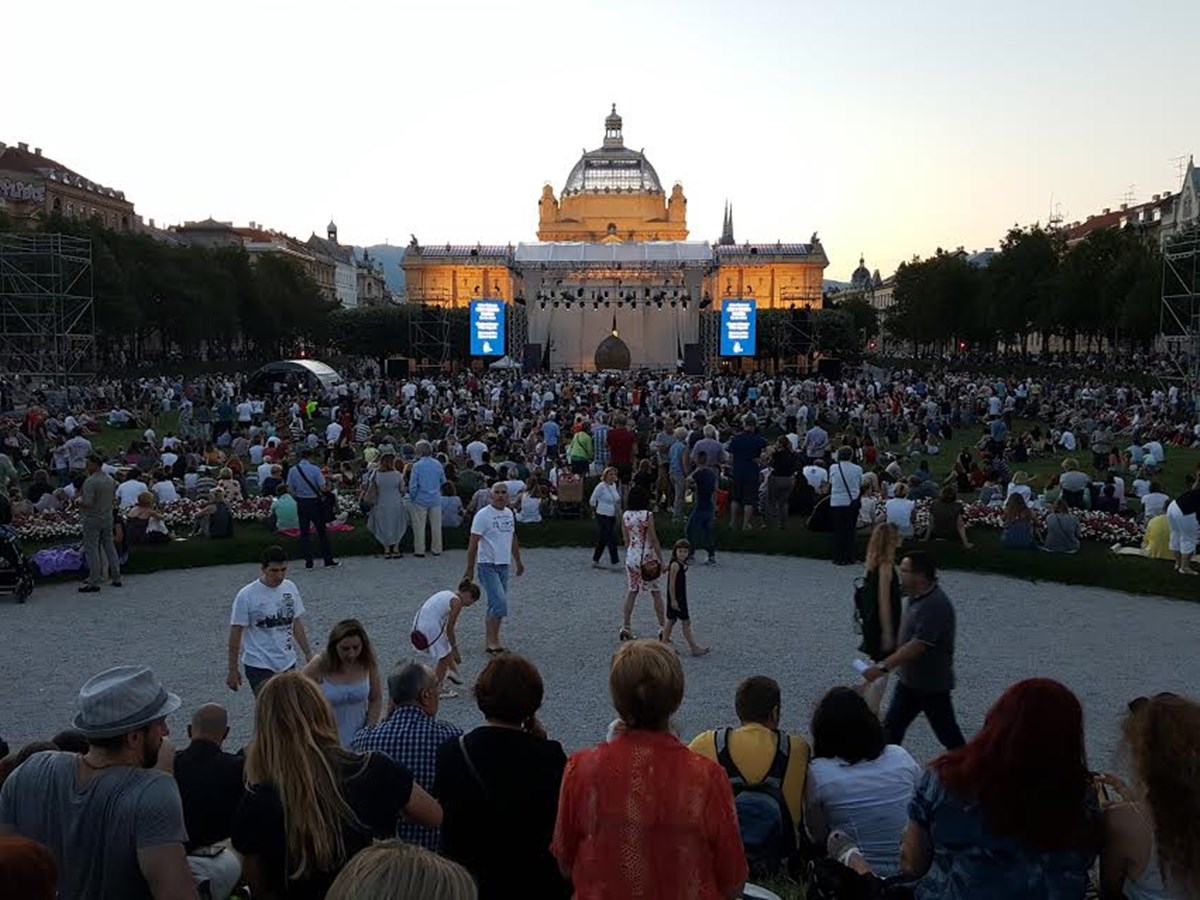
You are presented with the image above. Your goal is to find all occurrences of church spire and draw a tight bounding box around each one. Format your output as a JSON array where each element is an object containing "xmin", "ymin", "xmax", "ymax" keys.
[{"xmin": 719, "ymin": 200, "xmax": 735, "ymax": 246}]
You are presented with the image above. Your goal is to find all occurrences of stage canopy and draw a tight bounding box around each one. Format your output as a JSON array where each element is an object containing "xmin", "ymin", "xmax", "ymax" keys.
[{"xmin": 249, "ymin": 358, "xmax": 344, "ymax": 391}]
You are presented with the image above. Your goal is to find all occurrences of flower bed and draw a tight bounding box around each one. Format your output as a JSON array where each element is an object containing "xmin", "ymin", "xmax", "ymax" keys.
[
  {"xmin": 12, "ymin": 495, "xmax": 364, "ymax": 544},
  {"xmin": 958, "ymin": 503, "xmax": 1144, "ymax": 543}
]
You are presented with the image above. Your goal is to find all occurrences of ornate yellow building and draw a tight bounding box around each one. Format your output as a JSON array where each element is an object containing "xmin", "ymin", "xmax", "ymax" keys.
[
  {"xmin": 401, "ymin": 107, "xmax": 827, "ymax": 368},
  {"xmin": 536, "ymin": 106, "xmax": 687, "ymax": 243}
]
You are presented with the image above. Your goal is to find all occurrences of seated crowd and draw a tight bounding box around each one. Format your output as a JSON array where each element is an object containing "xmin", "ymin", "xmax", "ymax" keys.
[{"xmin": 1, "ymin": 642, "xmax": 1197, "ymax": 900}]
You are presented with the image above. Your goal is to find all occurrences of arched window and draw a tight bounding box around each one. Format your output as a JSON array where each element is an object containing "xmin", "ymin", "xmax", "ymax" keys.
[
  {"xmin": 52, "ymin": 197, "xmax": 62, "ymax": 214},
  {"xmin": 606, "ymin": 223, "xmax": 617, "ymax": 235}
]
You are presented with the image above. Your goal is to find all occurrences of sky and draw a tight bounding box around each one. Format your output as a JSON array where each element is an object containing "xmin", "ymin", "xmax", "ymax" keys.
[{"xmin": 6, "ymin": 0, "xmax": 1197, "ymax": 281}]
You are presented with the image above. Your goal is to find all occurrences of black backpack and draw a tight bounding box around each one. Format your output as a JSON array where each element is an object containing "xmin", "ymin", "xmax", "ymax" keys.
[{"xmin": 714, "ymin": 727, "xmax": 795, "ymax": 876}]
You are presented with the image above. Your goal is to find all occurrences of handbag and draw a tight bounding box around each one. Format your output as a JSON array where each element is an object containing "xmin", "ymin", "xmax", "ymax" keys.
[
  {"xmin": 410, "ymin": 609, "xmax": 445, "ymax": 652},
  {"xmin": 360, "ymin": 472, "xmax": 378, "ymax": 515},
  {"xmin": 638, "ymin": 515, "xmax": 661, "ymax": 581}
]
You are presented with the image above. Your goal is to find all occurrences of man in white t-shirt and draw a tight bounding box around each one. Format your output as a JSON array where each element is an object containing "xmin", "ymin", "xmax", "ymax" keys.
[
  {"xmin": 325, "ymin": 420, "xmax": 343, "ymax": 446},
  {"xmin": 115, "ymin": 472, "xmax": 151, "ymax": 508},
  {"xmin": 225, "ymin": 546, "xmax": 311, "ymax": 696},
  {"xmin": 463, "ymin": 482, "xmax": 525, "ymax": 654},
  {"xmin": 236, "ymin": 399, "xmax": 253, "ymax": 424},
  {"xmin": 465, "ymin": 437, "xmax": 488, "ymax": 467},
  {"xmin": 802, "ymin": 461, "xmax": 829, "ymax": 493}
]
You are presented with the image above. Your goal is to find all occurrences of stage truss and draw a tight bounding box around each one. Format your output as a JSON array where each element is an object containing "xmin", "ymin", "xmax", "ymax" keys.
[
  {"xmin": 1160, "ymin": 228, "xmax": 1200, "ymax": 393},
  {"xmin": 406, "ymin": 302, "xmax": 453, "ymax": 369},
  {"xmin": 0, "ymin": 233, "xmax": 95, "ymax": 383},
  {"xmin": 699, "ymin": 309, "xmax": 719, "ymax": 373},
  {"xmin": 508, "ymin": 302, "xmax": 527, "ymax": 369}
]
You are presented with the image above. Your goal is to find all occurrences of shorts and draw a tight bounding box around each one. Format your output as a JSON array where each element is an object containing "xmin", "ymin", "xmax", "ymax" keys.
[
  {"xmin": 477, "ymin": 562, "xmax": 510, "ymax": 618},
  {"xmin": 666, "ymin": 592, "xmax": 690, "ymax": 622},
  {"xmin": 615, "ymin": 463, "xmax": 633, "ymax": 485},
  {"xmin": 415, "ymin": 629, "xmax": 452, "ymax": 662},
  {"xmin": 731, "ymin": 478, "xmax": 759, "ymax": 506},
  {"xmin": 245, "ymin": 664, "xmax": 293, "ymax": 696}
]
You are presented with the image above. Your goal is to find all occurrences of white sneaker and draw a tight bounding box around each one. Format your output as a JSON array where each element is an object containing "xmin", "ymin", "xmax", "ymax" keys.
[{"xmin": 439, "ymin": 688, "xmax": 459, "ymax": 699}]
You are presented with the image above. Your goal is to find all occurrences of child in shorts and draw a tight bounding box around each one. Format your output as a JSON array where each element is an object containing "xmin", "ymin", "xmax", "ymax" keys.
[{"xmin": 662, "ymin": 539, "xmax": 709, "ymax": 656}]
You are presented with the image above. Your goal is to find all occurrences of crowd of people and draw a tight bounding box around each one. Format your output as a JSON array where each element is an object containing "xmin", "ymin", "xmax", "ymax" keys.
[{"xmin": 2, "ymin": 362, "xmax": 1200, "ymax": 898}]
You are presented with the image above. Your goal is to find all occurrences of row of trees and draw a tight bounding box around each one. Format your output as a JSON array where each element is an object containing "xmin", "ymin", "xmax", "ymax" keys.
[
  {"xmin": 1, "ymin": 213, "xmax": 335, "ymax": 365},
  {"xmin": 876, "ymin": 225, "xmax": 1164, "ymax": 354}
]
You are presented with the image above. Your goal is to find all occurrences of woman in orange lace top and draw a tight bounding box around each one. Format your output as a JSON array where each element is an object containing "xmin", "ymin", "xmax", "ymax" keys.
[{"xmin": 551, "ymin": 640, "xmax": 748, "ymax": 899}]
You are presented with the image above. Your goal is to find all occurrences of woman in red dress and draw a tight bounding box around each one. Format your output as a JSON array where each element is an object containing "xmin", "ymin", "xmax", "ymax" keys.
[{"xmin": 552, "ymin": 640, "xmax": 748, "ymax": 899}]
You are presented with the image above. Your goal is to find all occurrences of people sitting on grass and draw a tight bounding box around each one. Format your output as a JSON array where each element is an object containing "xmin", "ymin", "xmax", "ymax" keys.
[
  {"xmin": 923, "ymin": 485, "xmax": 973, "ymax": 549},
  {"xmin": 1041, "ymin": 499, "xmax": 1082, "ymax": 554},
  {"xmin": 1001, "ymin": 493, "xmax": 1039, "ymax": 550}
]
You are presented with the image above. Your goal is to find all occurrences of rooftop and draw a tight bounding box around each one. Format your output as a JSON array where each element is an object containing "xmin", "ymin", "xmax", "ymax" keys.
[
  {"xmin": 0, "ymin": 141, "xmax": 129, "ymax": 202},
  {"xmin": 562, "ymin": 106, "xmax": 664, "ymax": 195}
]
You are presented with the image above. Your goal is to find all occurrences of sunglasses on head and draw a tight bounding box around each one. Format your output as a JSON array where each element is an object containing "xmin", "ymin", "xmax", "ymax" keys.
[{"xmin": 1128, "ymin": 691, "xmax": 1178, "ymax": 713}]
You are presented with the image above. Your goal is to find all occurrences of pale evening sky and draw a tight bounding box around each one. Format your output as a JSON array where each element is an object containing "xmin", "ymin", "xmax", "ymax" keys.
[{"xmin": 5, "ymin": 0, "xmax": 1196, "ymax": 280}]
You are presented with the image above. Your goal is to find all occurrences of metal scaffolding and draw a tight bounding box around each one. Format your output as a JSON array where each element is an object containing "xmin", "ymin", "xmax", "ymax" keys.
[
  {"xmin": 1160, "ymin": 228, "xmax": 1200, "ymax": 392},
  {"xmin": 508, "ymin": 302, "xmax": 527, "ymax": 368},
  {"xmin": 0, "ymin": 233, "xmax": 95, "ymax": 383},
  {"xmin": 699, "ymin": 309, "xmax": 719, "ymax": 374},
  {"xmin": 406, "ymin": 302, "xmax": 453, "ymax": 369}
]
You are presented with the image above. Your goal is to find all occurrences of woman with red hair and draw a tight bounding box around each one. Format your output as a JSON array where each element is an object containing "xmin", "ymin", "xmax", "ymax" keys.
[{"xmin": 896, "ymin": 678, "xmax": 1103, "ymax": 898}]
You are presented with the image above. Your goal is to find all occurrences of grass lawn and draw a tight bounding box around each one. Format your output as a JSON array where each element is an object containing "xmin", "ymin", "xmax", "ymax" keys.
[{"xmin": 55, "ymin": 415, "xmax": 1199, "ymax": 603}]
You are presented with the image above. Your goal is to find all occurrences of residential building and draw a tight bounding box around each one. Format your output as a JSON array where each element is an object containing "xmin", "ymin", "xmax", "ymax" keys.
[{"xmin": 0, "ymin": 140, "xmax": 137, "ymax": 230}]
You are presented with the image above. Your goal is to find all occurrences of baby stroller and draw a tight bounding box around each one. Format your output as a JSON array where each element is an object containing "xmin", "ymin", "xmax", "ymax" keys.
[{"xmin": 0, "ymin": 525, "xmax": 35, "ymax": 604}]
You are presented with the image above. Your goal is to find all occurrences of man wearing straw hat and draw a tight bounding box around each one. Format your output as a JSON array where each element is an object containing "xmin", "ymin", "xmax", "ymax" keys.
[{"xmin": 0, "ymin": 665, "xmax": 197, "ymax": 899}]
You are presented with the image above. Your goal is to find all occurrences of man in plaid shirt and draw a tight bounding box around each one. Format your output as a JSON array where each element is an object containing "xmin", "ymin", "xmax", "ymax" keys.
[{"xmin": 351, "ymin": 661, "xmax": 462, "ymax": 849}]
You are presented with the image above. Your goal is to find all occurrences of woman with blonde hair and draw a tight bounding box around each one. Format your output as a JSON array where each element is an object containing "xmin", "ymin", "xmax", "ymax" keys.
[
  {"xmin": 303, "ymin": 619, "xmax": 383, "ymax": 746},
  {"xmin": 856, "ymin": 524, "xmax": 902, "ymax": 714},
  {"xmin": 589, "ymin": 466, "xmax": 621, "ymax": 569},
  {"xmin": 217, "ymin": 466, "xmax": 243, "ymax": 501},
  {"xmin": 1099, "ymin": 692, "xmax": 1200, "ymax": 899},
  {"xmin": 326, "ymin": 840, "xmax": 477, "ymax": 900},
  {"xmin": 233, "ymin": 672, "xmax": 441, "ymax": 899},
  {"xmin": 552, "ymin": 640, "xmax": 747, "ymax": 899}
]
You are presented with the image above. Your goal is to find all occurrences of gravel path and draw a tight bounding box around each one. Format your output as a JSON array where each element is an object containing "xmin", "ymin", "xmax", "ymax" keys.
[{"xmin": 2, "ymin": 549, "xmax": 1195, "ymax": 770}]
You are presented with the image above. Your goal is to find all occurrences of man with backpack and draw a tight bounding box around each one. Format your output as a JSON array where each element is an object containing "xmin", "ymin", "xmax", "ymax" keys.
[{"xmin": 689, "ymin": 676, "xmax": 811, "ymax": 876}]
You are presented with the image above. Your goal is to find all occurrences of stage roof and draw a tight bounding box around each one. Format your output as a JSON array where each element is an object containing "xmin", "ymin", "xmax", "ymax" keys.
[{"xmin": 514, "ymin": 241, "xmax": 713, "ymax": 264}]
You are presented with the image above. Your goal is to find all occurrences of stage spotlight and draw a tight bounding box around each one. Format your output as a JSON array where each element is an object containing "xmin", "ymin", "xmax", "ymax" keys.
[
  {"xmin": 670, "ymin": 300, "xmax": 677, "ymax": 308},
  {"xmin": 553, "ymin": 300, "xmax": 559, "ymax": 308},
  {"xmin": 593, "ymin": 301, "xmax": 599, "ymax": 310},
  {"xmin": 630, "ymin": 300, "xmax": 637, "ymax": 309},
  {"xmin": 617, "ymin": 301, "xmax": 624, "ymax": 308},
  {"xmin": 644, "ymin": 288, "xmax": 651, "ymax": 299},
  {"xmin": 604, "ymin": 301, "xmax": 611, "ymax": 308},
  {"xmin": 539, "ymin": 301, "xmax": 546, "ymax": 309},
  {"xmin": 656, "ymin": 300, "xmax": 663, "ymax": 309},
  {"xmin": 577, "ymin": 288, "xmax": 584, "ymax": 299}
]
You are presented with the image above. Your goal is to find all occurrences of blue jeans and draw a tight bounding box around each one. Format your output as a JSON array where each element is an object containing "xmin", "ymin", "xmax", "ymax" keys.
[
  {"xmin": 686, "ymin": 507, "xmax": 716, "ymax": 559},
  {"xmin": 476, "ymin": 563, "xmax": 510, "ymax": 619}
]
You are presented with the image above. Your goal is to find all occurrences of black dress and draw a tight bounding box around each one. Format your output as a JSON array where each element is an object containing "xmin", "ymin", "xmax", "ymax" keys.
[
  {"xmin": 232, "ymin": 752, "xmax": 414, "ymax": 900},
  {"xmin": 858, "ymin": 565, "xmax": 902, "ymax": 659},
  {"xmin": 434, "ymin": 726, "xmax": 571, "ymax": 900}
]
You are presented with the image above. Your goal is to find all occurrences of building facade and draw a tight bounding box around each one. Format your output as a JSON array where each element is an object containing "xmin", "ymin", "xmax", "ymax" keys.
[
  {"xmin": 402, "ymin": 107, "xmax": 827, "ymax": 369},
  {"xmin": 0, "ymin": 141, "xmax": 137, "ymax": 231}
]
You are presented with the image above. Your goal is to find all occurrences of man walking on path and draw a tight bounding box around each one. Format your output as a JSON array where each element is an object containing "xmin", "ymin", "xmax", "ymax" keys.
[
  {"xmin": 226, "ymin": 546, "xmax": 312, "ymax": 697},
  {"xmin": 463, "ymin": 482, "xmax": 525, "ymax": 654},
  {"xmin": 863, "ymin": 551, "xmax": 965, "ymax": 750},
  {"xmin": 79, "ymin": 453, "xmax": 121, "ymax": 593},
  {"xmin": 285, "ymin": 447, "xmax": 339, "ymax": 569},
  {"xmin": 408, "ymin": 440, "xmax": 447, "ymax": 557}
]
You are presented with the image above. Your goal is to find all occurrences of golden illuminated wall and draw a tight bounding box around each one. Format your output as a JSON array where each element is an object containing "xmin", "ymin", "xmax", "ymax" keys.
[
  {"xmin": 537, "ymin": 183, "xmax": 687, "ymax": 242},
  {"xmin": 706, "ymin": 262, "xmax": 825, "ymax": 309},
  {"xmin": 402, "ymin": 259, "xmax": 515, "ymax": 306}
]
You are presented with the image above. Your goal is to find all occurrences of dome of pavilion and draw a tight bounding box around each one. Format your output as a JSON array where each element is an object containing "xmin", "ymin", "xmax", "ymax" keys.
[
  {"xmin": 563, "ymin": 105, "xmax": 664, "ymax": 196},
  {"xmin": 851, "ymin": 255, "xmax": 872, "ymax": 289}
]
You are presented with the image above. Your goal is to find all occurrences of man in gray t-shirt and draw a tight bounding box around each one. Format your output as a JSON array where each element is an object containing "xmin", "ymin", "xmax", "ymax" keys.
[
  {"xmin": 863, "ymin": 551, "xmax": 966, "ymax": 751},
  {"xmin": 0, "ymin": 666, "xmax": 194, "ymax": 899},
  {"xmin": 79, "ymin": 453, "xmax": 122, "ymax": 593}
]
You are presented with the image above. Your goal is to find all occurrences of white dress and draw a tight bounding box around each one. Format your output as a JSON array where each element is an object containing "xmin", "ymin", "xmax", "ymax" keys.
[
  {"xmin": 413, "ymin": 590, "xmax": 455, "ymax": 661},
  {"xmin": 622, "ymin": 509, "xmax": 661, "ymax": 593}
]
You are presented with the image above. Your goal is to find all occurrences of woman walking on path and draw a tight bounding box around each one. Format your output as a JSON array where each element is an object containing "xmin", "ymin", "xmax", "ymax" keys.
[
  {"xmin": 303, "ymin": 619, "xmax": 382, "ymax": 747},
  {"xmin": 662, "ymin": 540, "xmax": 708, "ymax": 656},
  {"xmin": 411, "ymin": 580, "xmax": 482, "ymax": 697},
  {"xmin": 367, "ymin": 451, "xmax": 408, "ymax": 558},
  {"xmin": 590, "ymin": 467, "xmax": 622, "ymax": 569},
  {"xmin": 856, "ymin": 524, "xmax": 902, "ymax": 715},
  {"xmin": 618, "ymin": 486, "xmax": 666, "ymax": 642}
]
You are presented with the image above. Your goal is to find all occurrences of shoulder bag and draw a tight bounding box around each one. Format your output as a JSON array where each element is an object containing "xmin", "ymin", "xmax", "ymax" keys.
[
  {"xmin": 835, "ymin": 462, "xmax": 862, "ymax": 516},
  {"xmin": 296, "ymin": 462, "xmax": 337, "ymax": 523},
  {"xmin": 360, "ymin": 471, "xmax": 378, "ymax": 515},
  {"xmin": 638, "ymin": 514, "xmax": 662, "ymax": 582}
]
